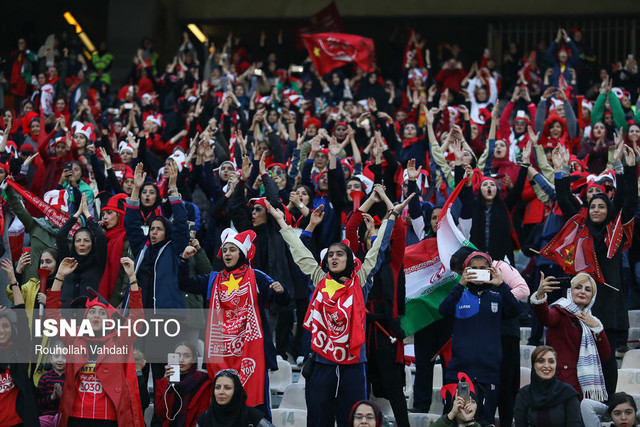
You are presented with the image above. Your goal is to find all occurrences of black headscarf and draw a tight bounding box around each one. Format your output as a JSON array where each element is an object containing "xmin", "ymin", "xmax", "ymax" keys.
[
  {"xmin": 321, "ymin": 242, "xmax": 355, "ymax": 282},
  {"xmin": 470, "ymin": 186, "xmax": 515, "ymax": 265},
  {"xmin": 197, "ymin": 372, "xmax": 250, "ymax": 427},
  {"xmin": 518, "ymin": 361, "xmax": 578, "ymax": 409},
  {"xmin": 587, "ymin": 193, "xmax": 615, "ymax": 251}
]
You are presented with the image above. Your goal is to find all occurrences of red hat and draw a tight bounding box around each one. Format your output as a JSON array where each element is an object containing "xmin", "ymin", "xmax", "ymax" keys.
[
  {"xmin": 303, "ymin": 117, "xmax": 322, "ymax": 130},
  {"xmin": 249, "ymin": 197, "xmax": 268, "ymax": 211},
  {"xmin": 19, "ymin": 144, "xmax": 34, "ymax": 154},
  {"xmin": 463, "ymin": 251, "xmax": 492, "ymax": 269},
  {"xmin": 83, "ymin": 287, "xmax": 117, "ymax": 320},
  {"xmin": 102, "ymin": 193, "xmax": 129, "ymax": 216},
  {"xmin": 217, "ymin": 228, "xmax": 257, "ymax": 260}
]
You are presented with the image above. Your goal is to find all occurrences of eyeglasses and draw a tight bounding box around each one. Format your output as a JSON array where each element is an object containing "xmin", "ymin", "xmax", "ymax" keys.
[
  {"xmin": 353, "ymin": 414, "xmax": 376, "ymax": 421},
  {"xmin": 215, "ymin": 369, "xmax": 238, "ymax": 377}
]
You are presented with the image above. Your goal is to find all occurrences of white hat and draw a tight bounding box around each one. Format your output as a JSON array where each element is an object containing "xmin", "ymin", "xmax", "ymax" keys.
[{"xmin": 218, "ymin": 228, "xmax": 257, "ymax": 259}]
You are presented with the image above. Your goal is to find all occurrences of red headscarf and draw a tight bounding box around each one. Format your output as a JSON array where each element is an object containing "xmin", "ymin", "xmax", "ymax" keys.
[{"xmin": 98, "ymin": 193, "xmax": 129, "ymax": 301}]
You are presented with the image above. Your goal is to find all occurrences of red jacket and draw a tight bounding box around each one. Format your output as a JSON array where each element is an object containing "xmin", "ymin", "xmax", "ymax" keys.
[
  {"xmin": 155, "ymin": 374, "xmax": 212, "ymax": 426},
  {"xmin": 47, "ymin": 289, "xmax": 145, "ymax": 426},
  {"xmin": 531, "ymin": 296, "xmax": 610, "ymax": 398}
]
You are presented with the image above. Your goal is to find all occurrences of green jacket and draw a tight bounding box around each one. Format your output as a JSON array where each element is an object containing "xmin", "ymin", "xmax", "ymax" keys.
[
  {"xmin": 592, "ymin": 92, "xmax": 627, "ymax": 131},
  {"xmin": 432, "ymin": 414, "xmax": 481, "ymax": 427},
  {"xmin": 5, "ymin": 186, "xmax": 58, "ymax": 280}
]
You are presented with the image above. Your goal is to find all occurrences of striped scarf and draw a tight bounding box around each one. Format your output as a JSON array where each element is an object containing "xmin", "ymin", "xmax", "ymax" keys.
[{"xmin": 550, "ymin": 290, "xmax": 608, "ymax": 402}]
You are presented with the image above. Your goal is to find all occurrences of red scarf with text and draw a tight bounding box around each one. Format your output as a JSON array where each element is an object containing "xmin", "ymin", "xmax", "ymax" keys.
[
  {"xmin": 205, "ymin": 265, "xmax": 265, "ymax": 406},
  {"xmin": 304, "ymin": 274, "xmax": 365, "ymax": 364}
]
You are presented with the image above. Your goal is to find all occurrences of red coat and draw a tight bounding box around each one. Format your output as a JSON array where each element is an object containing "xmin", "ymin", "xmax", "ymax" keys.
[
  {"xmin": 531, "ymin": 297, "xmax": 611, "ymax": 398},
  {"xmin": 47, "ymin": 289, "xmax": 145, "ymax": 426},
  {"xmin": 155, "ymin": 374, "xmax": 212, "ymax": 426}
]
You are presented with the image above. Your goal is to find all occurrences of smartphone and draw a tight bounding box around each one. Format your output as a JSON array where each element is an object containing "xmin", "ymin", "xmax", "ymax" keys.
[
  {"xmin": 64, "ymin": 163, "xmax": 73, "ymax": 171},
  {"xmin": 168, "ymin": 353, "xmax": 181, "ymax": 383},
  {"xmin": 22, "ymin": 247, "xmax": 31, "ymax": 255},
  {"xmin": 188, "ymin": 221, "xmax": 196, "ymax": 241},
  {"xmin": 253, "ymin": 69, "xmax": 263, "ymax": 76},
  {"xmin": 457, "ymin": 381, "xmax": 470, "ymax": 402},
  {"xmin": 107, "ymin": 108, "xmax": 119, "ymax": 115},
  {"xmin": 123, "ymin": 103, "xmax": 134, "ymax": 110},
  {"xmin": 555, "ymin": 277, "xmax": 572, "ymax": 288},
  {"xmin": 468, "ymin": 269, "xmax": 491, "ymax": 282},
  {"xmin": 290, "ymin": 65, "xmax": 304, "ymax": 73}
]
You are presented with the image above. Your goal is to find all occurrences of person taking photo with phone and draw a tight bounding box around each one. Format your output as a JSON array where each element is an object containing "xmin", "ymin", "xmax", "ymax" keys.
[
  {"xmin": 439, "ymin": 251, "xmax": 521, "ymax": 426},
  {"xmin": 530, "ymin": 272, "xmax": 610, "ymax": 400}
]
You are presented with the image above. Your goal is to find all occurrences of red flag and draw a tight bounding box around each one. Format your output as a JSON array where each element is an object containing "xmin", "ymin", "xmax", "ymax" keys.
[
  {"xmin": 294, "ymin": 2, "xmax": 344, "ymax": 50},
  {"xmin": 302, "ymin": 33, "xmax": 375, "ymax": 76}
]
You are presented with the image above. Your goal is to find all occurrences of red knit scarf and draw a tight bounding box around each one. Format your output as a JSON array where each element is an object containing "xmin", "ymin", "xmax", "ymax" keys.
[
  {"xmin": 205, "ymin": 265, "xmax": 265, "ymax": 406},
  {"xmin": 304, "ymin": 273, "xmax": 366, "ymax": 364},
  {"xmin": 98, "ymin": 224, "xmax": 127, "ymax": 302}
]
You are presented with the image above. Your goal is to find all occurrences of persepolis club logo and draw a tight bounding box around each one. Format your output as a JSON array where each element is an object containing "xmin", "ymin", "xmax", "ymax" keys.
[{"xmin": 317, "ymin": 38, "xmax": 358, "ymax": 61}]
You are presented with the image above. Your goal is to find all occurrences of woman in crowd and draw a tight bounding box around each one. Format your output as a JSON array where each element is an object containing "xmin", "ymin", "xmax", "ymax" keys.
[
  {"xmin": 269, "ymin": 194, "xmax": 410, "ymax": 427},
  {"xmin": 196, "ymin": 369, "xmax": 270, "ymax": 427},
  {"xmin": 347, "ymin": 401, "xmax": 384, "ymax": 427},
  {"xmin": 46, "ymin": 256, "xmax": 145, "ymax": 426},
  {"xmin": 514, "ymin": 345, "xmax": 582, "ymax": 426},
  {"xmin": 550, "ymin": 141, "xmax": 637, "ymax": 397},
  {"xmin": 98, "ymin": 193, "xmax": 131, "ymax": 307},
  {"xmin": 531, "ymin": 273, "xmax": 610, "ymax": 399},
  {"xmin": 0, "ymin": 282, "xmax": 39, "ymax": 426},
  {"xmin": 582, "ymin": 392, "xmax": 640, "ymax": 427},
  {"xmin": 56, "ymin": 193, "xmax": 108, "ymax": 307},
  {"xmin": 155, "ymin": 342, "xmax": 211, "ymax": 426},
  {"xmin": 178, "ymin": 226, "xmax": 289, "ymax": 415}
]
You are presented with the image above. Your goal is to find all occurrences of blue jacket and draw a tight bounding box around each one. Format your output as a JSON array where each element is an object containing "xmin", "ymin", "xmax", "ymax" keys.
[
  {"xmin": 439, "ymin": 282, "xmax": 520, "ymax": 384},
  {"xmin": 123, "ymin": 196, "xmax": 188, "ymax": 313}
]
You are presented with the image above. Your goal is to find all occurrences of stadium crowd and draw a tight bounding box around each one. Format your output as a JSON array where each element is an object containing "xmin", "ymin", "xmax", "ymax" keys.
[{"xmin": 0, "ymin": 22, "xmax": 640, "ymax": 427}]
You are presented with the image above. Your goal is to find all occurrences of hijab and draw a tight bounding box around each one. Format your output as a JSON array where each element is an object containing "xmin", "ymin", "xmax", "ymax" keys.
[
  {"xmin": 519, "ymin": 357, "xmax": 578, "ymax": 409},
  {"xmin": 197, "ymin": 372, "xmax": 250, "ymax": 427},
  {"xmin": 321, "ymin": 242, "xmax": 355, "ymax": 282}
]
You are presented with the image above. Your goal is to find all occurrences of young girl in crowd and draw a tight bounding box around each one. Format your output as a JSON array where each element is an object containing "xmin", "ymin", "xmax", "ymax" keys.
[
  {"xmin": 269, "ymin": 195, "xmax": 410, "ymax": 427},
  {"xmin": 155, "ymin": 342, "xmax": 211, "ymax": 426},
  {"xmin": 46, "ymin": 256, "xmax": 144, "ymax": 426}
]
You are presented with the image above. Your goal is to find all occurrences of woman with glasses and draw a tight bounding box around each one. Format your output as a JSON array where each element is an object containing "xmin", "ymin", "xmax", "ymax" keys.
[
  {"xmin": 196, "ymin": 369, "xmax": 272, "ymax": 427},
  {"xmin": 348, "ymin": 401, "xmax": 383, "ymax": 427}
]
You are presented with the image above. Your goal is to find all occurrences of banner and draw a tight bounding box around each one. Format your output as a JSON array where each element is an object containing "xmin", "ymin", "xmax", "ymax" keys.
[
  {"xmin": 302, "ymin": 33, "xmax": 374, "ymax": 76},
  {"xmin": 6, "ymin": 179, "xmax": 79, "ymax": 237},
  {"xmin": 401, "ymin": 179, "xmax": 475, "ymax": 336}
]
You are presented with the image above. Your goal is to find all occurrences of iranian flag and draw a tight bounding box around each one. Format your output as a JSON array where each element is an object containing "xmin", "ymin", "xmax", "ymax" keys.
[{"xmin": 400, "ymin": 179, "xmax": 475, "ymax": 336}]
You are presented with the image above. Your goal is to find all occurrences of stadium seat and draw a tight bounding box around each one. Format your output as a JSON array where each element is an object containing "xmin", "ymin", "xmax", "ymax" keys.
[
  {"xmin": 370, "ymin": 396, "xmax": 394, "ymax": 417},
  {"xmin": 404, "ymin": 365, "xmax": 414, "ymax": 397},
  {"xmin": 520, "ymin": 367, "xmax": 531, "ymax": 388},
  {"xmin": 408, "ymin": 412, "xmax": 442, "ymax": 427},
  {"xmin": 279, "ymin": 383, "xmax": 306, "ymax": 410},
  {"xmin": 629, "ymin": 328, "xmax": 640, "ymax": 350},
  {"xmin": 431, "ymin": 388, "xmax": 445, "ymax": 414},
  {"xmin": 629, "ymin": 311, "xmax": 640, "ymax": 328},
  {"xmin": 622, "ymin": 350, "xmax": 640, "ymax": 369},
  {"xmin": 269, "ymin": 359, "xmax": 293, "ymax": 393},
  {"xmin": 617, "ymin": 369, "xmax": 640, "ymax": 394},
  {"xmin": 519, "ymin": 345, "xmax": 536, "ymax": 368},
  {"xmin": 520, "ymin": 327, "xmax": 531, "ymax": 344},
  {"xmin": 271, "ymin": 408, "xmax": 307, "ymax": 427},
  {"xmin": 433, "ymin": 364, "xmax": 443, "ymax": 388}
]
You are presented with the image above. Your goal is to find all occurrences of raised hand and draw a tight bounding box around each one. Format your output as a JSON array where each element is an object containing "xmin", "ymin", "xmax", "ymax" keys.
[
  {"xmin": 241, "ymin": 156, "xmax": 253, "ymax": 179},
  {"xmin": 406, "ymin": 159, "xmax": 422, "ymax": 180},
  {"xmin": 309, "ymin": 205, "xmax": 325, "ymax": 227},
  {"xmin": 57, "ymin": 257, "xmax": 79, "ymax": 278},
  {"xmin": 536, "ymin": 272, "xmax": 560, "ymax": 299},
  {"xmin": 393, "ymin": 193, "xmax": 415, "ymax": 215},
  {"xmin": 181, "ymin": 246, "xmax": 198, "ymax": 260},
  {"xmin": 0, "ymin": 258, "xmax": 17, "ymax": 284},
  {"xmin": 120, "ymin": 257, "xmax": 135, "ymax": 276},
  {"xmin": 133, "ymin": 163, "xmax": 146, "ymax": 188}
]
